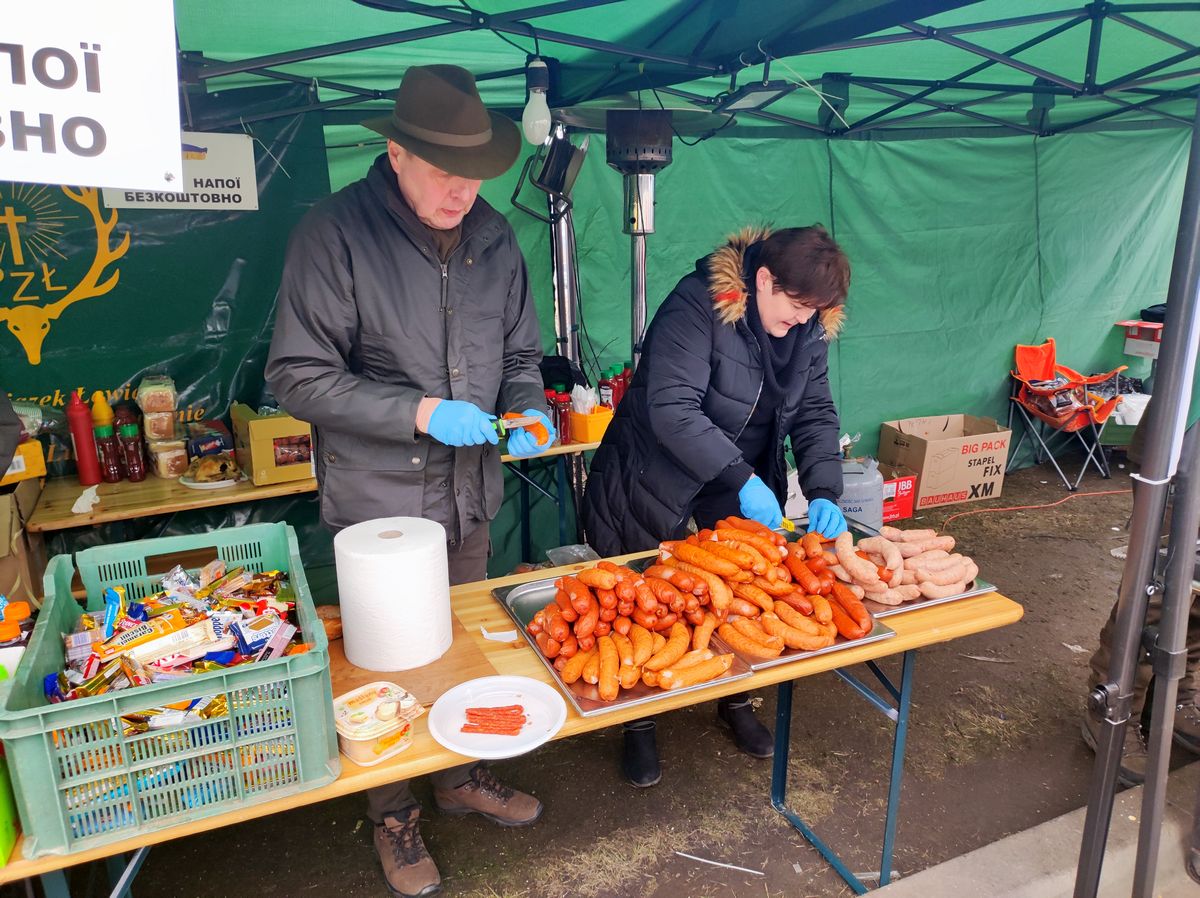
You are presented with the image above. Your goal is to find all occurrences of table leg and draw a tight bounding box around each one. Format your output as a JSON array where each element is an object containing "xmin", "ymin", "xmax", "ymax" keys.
[
  {"xmin": 40, "ymin": 870, "xmax": 70, "ymax": 898},
  {"xmin": 519, "ymin": 460, "xmax": 532, "ymax": 563},
  {"xmin": 106, "ymin": 846, "xmax": 150, "ymax": 898},
  {"xmin": 771, "ymin": 651, "xmax": 917, "ymax": 893},
  {"xmin": 555, "ymin": 457, "xmax": 570, "ymax": 547},
  {"xmin": 879, "ymin": 651, "xmax": 915, "ymax": 887}
]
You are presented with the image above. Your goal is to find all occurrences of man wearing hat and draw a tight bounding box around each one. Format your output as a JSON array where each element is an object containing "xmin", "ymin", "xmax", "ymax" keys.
[{"xmin": 267, "ymin": 65, "xmax": 554, "ymax": 898}]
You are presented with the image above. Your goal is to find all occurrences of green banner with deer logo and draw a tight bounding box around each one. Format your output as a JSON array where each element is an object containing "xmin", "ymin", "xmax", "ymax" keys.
[{"xmin": 0, "ymin": 84, "xmax": 330, "ymax": 432}]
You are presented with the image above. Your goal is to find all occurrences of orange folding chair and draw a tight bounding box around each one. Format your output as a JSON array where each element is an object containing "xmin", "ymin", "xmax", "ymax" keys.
[{"xmin": 1007, "ymin": 338, "xmax": 1126, "ymax": 490}]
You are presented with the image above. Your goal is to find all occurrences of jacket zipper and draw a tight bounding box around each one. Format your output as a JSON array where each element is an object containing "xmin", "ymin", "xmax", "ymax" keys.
[
  {"xmin": 670, "ymin": 332, "xmax": 765, "ymax": 532},
  {"xmin": 439, "ymin": 262, "xmax": 448, "ymax": 311}
]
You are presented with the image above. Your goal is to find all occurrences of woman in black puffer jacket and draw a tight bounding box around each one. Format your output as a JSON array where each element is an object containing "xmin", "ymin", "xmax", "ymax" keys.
[{"xmin": 582, "ymin": 225, "xmax": 851, "ymax": 787}]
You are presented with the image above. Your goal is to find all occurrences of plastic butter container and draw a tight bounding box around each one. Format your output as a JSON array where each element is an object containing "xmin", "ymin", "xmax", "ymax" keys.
[{"xmin": 332, "ymin": 681, "xmax": 424, "ymax": 767}]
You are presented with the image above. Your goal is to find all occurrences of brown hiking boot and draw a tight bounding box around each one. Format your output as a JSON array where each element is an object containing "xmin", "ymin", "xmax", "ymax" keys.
[
  {"xmin": 1081, "ymin": 713, "xmax": 1148, "ymax": 786},
  {"xmin": 433, "ymin": 764, "xmax": 542, "ymax": 826},
  {"xmin": 373, "ymin": 806, "xmax": 441, "ymax": 898},
  {"xmin": 1173, "ymin": 695, "xmax": 1200, "ymax": 754}
]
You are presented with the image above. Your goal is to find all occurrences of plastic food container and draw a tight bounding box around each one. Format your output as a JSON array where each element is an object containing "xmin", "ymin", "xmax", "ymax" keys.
[
  {"xmin": 148, "ymin": 438, "xmax": 188, "ymax": 478},
  {"xmin": 333, "ymin": 681, "xmax": 424, "ymax": 767},
  {"xmin": 135, "ymin": 374, "xmax": 177, "ymax": 413},
  {"xmin": 143, "ymin": 411, "xmax": 178, "ymax": 441}
]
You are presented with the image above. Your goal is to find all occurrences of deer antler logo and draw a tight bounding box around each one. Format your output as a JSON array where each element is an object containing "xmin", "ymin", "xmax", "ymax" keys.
[{"xmin": 0, "ymin": 185, "xmax": 130, "ymax": 365}]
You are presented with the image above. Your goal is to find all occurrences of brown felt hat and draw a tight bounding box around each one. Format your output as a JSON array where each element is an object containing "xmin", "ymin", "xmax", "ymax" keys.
[{"xmin": 364, "ymin": 64, "xmax": 520, "ymax": 180}]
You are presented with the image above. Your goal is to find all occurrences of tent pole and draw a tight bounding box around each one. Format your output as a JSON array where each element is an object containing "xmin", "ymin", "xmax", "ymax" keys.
[
  {"xmin": 1074, "ymin": 97, "xmax": 1200, "ymax": 898},
  {"xmin": 1133, "ymin": 423, "xmax": 1200, "ymax": 896}
]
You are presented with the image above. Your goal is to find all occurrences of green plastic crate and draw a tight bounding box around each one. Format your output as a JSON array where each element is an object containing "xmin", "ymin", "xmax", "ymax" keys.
[{"xmin": 0, "ymin": 523, "xmax": 340, "ymax": 857}]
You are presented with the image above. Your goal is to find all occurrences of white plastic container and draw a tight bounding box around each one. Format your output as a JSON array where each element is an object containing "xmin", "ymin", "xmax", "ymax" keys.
[{"xmin": 333, "ymin": 681, "xmax": 424, "ymax": 767}]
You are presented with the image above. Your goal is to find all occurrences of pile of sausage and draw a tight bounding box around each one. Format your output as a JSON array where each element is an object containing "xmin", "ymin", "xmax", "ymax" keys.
[
  {"xmin": 831, "ymin": 526, "xmax": 979, "ymax": 605},
  {"xmin": 526, "ymin": 559, "xmax": 734, "ymax": 699}
]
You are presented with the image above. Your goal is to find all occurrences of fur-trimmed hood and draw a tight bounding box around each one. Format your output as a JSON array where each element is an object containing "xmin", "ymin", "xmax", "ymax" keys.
[{"xmin": 705, "ymin": 226, "xmax": 844, "ymax": 339}]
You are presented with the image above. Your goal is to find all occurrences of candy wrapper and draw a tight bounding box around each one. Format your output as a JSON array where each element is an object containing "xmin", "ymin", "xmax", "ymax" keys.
[{"xmin": 49, "ymin": 558, "xmax": 302, "ymax": 705}]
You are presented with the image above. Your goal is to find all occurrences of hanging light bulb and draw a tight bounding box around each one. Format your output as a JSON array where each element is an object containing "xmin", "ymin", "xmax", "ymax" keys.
[{"xmin": 522, "ymin": 57, "xmax": 552, "ymax": 145}]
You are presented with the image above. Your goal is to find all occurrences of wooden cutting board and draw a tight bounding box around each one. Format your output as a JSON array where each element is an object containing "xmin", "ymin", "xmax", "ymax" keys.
[{"xmin": 328, "ymin": 613, "xmax": 496, "ymax": 707}]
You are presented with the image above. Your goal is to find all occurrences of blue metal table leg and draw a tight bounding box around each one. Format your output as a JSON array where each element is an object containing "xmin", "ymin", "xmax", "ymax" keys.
[
  {"xmin": 771, "ymin": 680, "xmax": 793, "ymax": 809},
  {"xmin": 772, "ymin": 650, "xmax": 917, "ymax": 893},
  {"xmin": 105, "ymin": 854, "xmax": 126, "ymax": 891},
  {"xmin": 40, "ymin": 870, "xmax": 70, "ymax": 898},
  {"xmin": 519, "ymin": 459, "xmax": 532, "ymax": 563},
  {"xmin": 107, "ymin": 846, "xmax": 150, "ymax": 898},
  {"xmin": 555, "ymin": 456, "xmax": 570, "ymax": 547},
  {"xmin": 879, "ymin": 651, "xmax": 915, "ymax": 887}
]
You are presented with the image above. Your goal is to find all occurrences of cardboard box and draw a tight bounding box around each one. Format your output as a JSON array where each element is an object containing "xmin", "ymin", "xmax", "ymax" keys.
[
  {"xmin": 879, "ymin": 462, "xmax": 918, "ymax": 523},
  {"xmin": 878, "ymin": 415, "xmax": 1010, "ymax": 510},
  {"xmin": 0, "ymin": 440, "xmax": 45, "ymax": 487},
  {"xmin": 230, "ymin": 403, "xmax": 315, "ymax": 486},
  {"xmin": 0, "ymin": 479, "xmax": 44, "ymax": 605}
]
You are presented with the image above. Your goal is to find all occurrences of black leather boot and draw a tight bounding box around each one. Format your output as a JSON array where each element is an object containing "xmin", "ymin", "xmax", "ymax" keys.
[
  {"xmin": 716, "ymin": 694, "xmax": 774, "ymax": 758},
  {"xmin": 622, "ymin": 719, "xmax": 662, "ymax": 788}
]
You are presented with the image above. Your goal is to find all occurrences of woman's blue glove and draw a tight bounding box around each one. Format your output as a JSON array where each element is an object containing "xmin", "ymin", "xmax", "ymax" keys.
[
  {"xmin": 807, "ymin": 498, "xmax": 847, "ymax": 538},
  {"xmin": 426, "ymin": 400, "xmax": 498, "ymax": 447},
  {"xmin": 737, "ymin": 476, "xmax": 783, "ymax": 530},
  {"xmin": 506, "ymin": 409, "xmax": 557, "ymax": 458}
]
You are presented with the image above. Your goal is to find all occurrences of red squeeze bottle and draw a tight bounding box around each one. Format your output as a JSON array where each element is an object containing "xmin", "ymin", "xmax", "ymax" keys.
[
  {"xmin": 66, "ymin": 391, "xmax": 101, "ymax": 485},
  {"xmin": 598, "ymin": 371, "xmax": 614, "ymax": 409}
]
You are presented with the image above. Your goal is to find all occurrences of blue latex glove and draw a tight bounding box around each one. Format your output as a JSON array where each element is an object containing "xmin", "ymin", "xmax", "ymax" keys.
[
  {"xmin": 737, "ymin": 475, "xmax": 783, "ymax": 530},
  {"xmin": 807, "ymin": 498, "xmax": 847, "ymax": 538},
  {"xmin": 506, "ymin": 408, "xmax": 557, "ymax": 458},
  {"xmin": 426, "ymin": 400, "xmax": 498, "ymax": 447}
]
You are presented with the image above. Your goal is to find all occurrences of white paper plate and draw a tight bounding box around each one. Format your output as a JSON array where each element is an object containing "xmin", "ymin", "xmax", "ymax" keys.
[
  {"xmin": 428, "ymin": 675, "xmax": 566, "ymax": 760},
  {"xmin": 177, "ymin": 475, "xmax": 246, "ymax": 490}
]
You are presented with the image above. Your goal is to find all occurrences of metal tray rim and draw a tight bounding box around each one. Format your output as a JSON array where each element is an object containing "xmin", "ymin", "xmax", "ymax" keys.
[{"xmin": 864, "ymin": 578, "xmax": 997, "ymax": 618}]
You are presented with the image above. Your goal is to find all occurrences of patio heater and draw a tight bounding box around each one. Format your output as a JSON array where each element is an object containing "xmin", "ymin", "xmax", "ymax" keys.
[
  {"xmin": 511, "ymin": 126, "xmax": 589, "ymax": 366},
  {"xmin": 605, "ymin": 109, "xmax": 672, "ymax": 368}
]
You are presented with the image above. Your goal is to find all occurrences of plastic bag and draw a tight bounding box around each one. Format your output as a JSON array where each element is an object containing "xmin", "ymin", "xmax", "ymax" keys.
[{"xmin": 545, "ymin": 544, "xmax": 601, "ymax": 566}]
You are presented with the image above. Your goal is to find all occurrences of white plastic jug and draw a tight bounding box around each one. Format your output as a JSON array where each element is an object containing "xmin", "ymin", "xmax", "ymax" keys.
[{"xmin": 839, "ymin": 459, "xmax": 884, "ymax": 531}]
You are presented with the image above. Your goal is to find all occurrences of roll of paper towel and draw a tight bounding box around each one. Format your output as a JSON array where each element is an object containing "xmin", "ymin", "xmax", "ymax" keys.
[{"xmin": 335, "ymin": 517, "xmax": 452, "ymax": 671}]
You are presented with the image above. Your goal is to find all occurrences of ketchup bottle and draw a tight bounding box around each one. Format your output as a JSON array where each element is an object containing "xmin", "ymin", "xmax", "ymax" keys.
[
  {"xmin": 117, "ymin": 422, "xmax": 147, "ymax": 482},
  {"xmin": 66, "ymin": 390, "xmax": 101, "ymax": 486},
  {"xmin": 598, "ymin": 370, "xmax": 614, "ymax": 409},
  {"xmin": 554, "ymin": 393, "xmax": 572, "ymax": 444},
  {"xmin": 93, "ymin": 425, "xmax": 123, "ymax": 483}
]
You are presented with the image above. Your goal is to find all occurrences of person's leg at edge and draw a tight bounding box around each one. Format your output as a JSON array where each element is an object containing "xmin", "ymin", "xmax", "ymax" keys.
[
  {"xmin": 432, "ymin": 524, "xmax": 543, "ymax": 823},
  {"xmin": 369, "ymin": 524, "xmax": 538, "ymax": 897}
]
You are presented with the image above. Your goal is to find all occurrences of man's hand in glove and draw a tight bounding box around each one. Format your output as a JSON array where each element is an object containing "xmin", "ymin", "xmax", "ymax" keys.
[
  {"xmin": 421, "ymin": 399, "xmax": 498, "ymax": 447},
  {"xmin": 506, "ymin": 409, "xmax": 557, "ymax": 458}
]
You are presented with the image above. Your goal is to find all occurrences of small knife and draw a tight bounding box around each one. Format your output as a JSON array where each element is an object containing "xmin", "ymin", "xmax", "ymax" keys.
[{"xmin": 493, "ymin": 415, "xmax": 542, "ymax": 436}]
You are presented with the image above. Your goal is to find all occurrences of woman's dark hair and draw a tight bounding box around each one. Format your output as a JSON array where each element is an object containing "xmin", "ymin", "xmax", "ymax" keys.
[{"xmin": 755, "ymin": 225, "xmax": 850, "ymax": 310}]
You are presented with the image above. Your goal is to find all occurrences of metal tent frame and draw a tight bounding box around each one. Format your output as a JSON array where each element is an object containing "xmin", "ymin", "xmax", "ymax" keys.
[{"xmin": 183, "ymin": 2, "xmax": 1200, "ymax": 138}]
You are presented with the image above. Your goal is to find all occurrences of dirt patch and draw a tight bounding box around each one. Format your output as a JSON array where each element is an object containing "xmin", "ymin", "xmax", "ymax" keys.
[{"xmin": 27, "ymin": 453, "xmax": 1198, "ymax": 898}]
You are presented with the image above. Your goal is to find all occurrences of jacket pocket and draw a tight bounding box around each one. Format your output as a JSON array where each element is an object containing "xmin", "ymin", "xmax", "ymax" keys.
[
  {"xmin": 319, "ymin": 465, "xmax": 425, "ymax": 532},
  {"xmin": 318, "ymin": 427, "xmax": 430, "ymax": 472}
]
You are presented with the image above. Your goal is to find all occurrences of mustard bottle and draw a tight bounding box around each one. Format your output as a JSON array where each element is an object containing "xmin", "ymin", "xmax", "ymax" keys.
[{"xmin": 90, "ymin": 391, "xmax": 114, "ymax": 428}]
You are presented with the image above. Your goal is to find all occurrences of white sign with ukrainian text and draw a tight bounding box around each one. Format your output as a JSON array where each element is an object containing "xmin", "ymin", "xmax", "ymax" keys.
[
  {"xmin": 0, "ymin": 1, "xmax": 181, "ymax": 190},
  {"xmin": 103, "ymin": 132, "xmax": 259, "ymax": 211}
]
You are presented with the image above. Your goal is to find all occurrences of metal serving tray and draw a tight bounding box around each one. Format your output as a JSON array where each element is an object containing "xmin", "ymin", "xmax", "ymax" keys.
[
  {"xmin": 861, "ymin": 577, "xmax": 997, "ymax": 618},
  {"xmin": 491, "ymin": 577, "xmax": 751, "ymax": 718}
]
